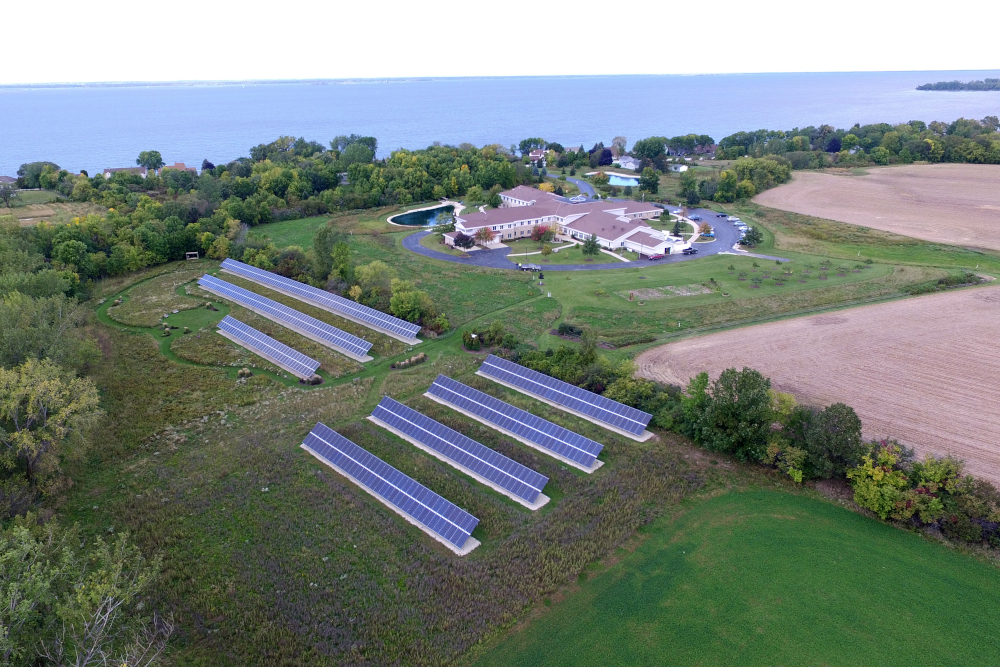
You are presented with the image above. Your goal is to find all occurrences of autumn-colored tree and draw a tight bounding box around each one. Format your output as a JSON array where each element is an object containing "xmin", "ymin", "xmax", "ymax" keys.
[
  {"xmin": 474, "ymin": 227, "xmax": 495, "ymax": 245},
  {"xmin": 0, "ymin": 359, "xmax": 101, "ymax": 491}
]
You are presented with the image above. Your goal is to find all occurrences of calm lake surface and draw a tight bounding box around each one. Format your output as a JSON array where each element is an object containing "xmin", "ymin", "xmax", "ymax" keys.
[{"xmin": 2, "ymin": 71, "xmax": 999, "ymax": 176}]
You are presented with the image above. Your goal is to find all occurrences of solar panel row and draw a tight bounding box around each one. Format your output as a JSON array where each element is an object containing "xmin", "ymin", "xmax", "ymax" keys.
[
  {"xmin": 478, "ymin": 355, "xmax": 652, "ymax": 437},
  {"xmin": 217, "ymin": 315, "xmax": 320, "ymax": 379},
  {"xmin": 426, "ymin": 375, "xmax": 604, "ymax": 471},
  {"xmin": 220, "ymin": 259, "xmax": 421, "ymax": 340},
  {"xmin": 370, "ymin": 396, "xmax": 549, "ymax": 508},
  {"xmin": 302, "ymin": 422, "xmax": 479, "ymax": 553},
  {"xmin": 198, "ymin": 275, "xmax": 373, "ymax": 360}
]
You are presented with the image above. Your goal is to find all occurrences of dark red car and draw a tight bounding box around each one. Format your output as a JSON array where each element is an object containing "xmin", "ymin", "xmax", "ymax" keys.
[{"xmin": 647, "ymin": 253, "xmax": 665, "ymax": 260}]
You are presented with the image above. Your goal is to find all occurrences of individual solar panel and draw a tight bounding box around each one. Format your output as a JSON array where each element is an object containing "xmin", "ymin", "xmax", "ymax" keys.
[
  {"xmin": 426, "ymin": 375, "xmax": 604, "ymax": 472},
  {"xmin": 478, "ymin": 355, "xmax": 653, "ymax": 438},
  {"xmin": 370, "ymin": 396, "xmax": 549, "ymax": 508},
  {"xmin": 301, "ymin": 422, "xmax": 479, "ymax": 554},
  {"xmin": 197, "ymin": 274, "xmax": 373, "ymax": 360},
  {"xmin": 220, "ymin": 258, "xmax": 421, "ymax": 341},
  {"xmin": 216, "ymin": 315, "xmax": 320, "ymax": 379}
]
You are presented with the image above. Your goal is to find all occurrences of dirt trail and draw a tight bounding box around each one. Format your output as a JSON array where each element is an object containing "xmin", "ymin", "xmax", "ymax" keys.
[
  {"xmin": 753, "ymin": 164, "xmax": 1000, "ymax": 250},
  {"xmin": 636, "ymin": 286, "xmax": 1000, "ymax": 484}
]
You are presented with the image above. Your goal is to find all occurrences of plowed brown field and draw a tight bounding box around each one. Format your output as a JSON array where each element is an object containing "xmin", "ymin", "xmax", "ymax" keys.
[
  {"xmin": 753, "ymin": 164, "xmax": 1000, "ymax": 250},
  {"xmin": 636, "ymin": 286, "xmax": 1000, "ymax": 483}
]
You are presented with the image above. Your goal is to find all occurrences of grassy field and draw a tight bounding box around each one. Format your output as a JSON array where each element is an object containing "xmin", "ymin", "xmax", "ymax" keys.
[
  {"xmin": 506, "ymin": 243, "xmax": 623, "ymax": 266},
  {"xmin": 472, "ymin": 490, "xmax": 1000, "ymax": 667},
  {"xmin": 419, "ymin": 231, "xmax": 472, "ymax": 256},
  {"xmin": 48, "ymin": 197, "xmax": 1000, "ymax": 666}
]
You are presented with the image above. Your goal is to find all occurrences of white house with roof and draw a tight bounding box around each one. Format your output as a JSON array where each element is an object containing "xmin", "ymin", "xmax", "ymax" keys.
[
  {"xmin": 614, "ymin": 156, "xmax": 641, "ymax": 171},
  {"xmin": 103, "ymin": 166, "xmax": 148, "ymax": 179},
  {"xmin": 449, "ymin": 186, "xmax": 686, "ymax": 255}
]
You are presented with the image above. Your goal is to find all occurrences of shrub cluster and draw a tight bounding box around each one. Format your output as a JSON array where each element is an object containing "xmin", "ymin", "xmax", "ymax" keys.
[
  {"xmin": 462, "ymin": 320, "xmax": 518, "ymax": 352},
  {"xmin": 391, "ymin": 352, "xmax": 427, "ymax": 369}
]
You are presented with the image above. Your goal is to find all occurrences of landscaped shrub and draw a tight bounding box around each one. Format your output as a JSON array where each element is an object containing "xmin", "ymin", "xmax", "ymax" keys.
[{"xmin": 557, "ymin": 323, "xmax": 583, "ymax": 337}]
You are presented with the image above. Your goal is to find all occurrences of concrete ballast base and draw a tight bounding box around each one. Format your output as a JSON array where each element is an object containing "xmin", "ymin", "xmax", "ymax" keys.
[
  {"xmin": 475, "ymin": 371, "xmax": 655, "ymax": 443},
  {"xmin": 300, "ymin": 444, "xmax": 480, "ymax": 556},
  {"xmin": 367, "ymin": 416, "xmax": 550, "ymax": 511}
]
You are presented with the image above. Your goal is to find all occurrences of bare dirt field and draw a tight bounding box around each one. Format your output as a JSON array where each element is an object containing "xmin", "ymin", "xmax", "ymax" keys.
[
  {"xmin": 753, "ymin": 164, "xmax": 1000, "ymax": 250},
  {"xmin": 636, "ymin": 285, "xmax": 1000, "ymax": 484}
]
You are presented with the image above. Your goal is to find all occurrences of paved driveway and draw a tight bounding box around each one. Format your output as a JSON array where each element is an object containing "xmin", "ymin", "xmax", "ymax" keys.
[{"xmin": 403, "ymin": 225, "xmax": 785, "ymax": 272}]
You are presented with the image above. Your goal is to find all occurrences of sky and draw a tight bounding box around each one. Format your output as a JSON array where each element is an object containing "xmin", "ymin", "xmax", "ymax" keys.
[{"xmin": 3, "ymin": 0, "xmax": 998, "ymax": 85}]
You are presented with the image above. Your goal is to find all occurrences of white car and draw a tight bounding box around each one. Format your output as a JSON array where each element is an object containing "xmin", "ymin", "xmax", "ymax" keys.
[{"xmin": 727, "ymin": 216, "xmax": 741, "ymax": 222}]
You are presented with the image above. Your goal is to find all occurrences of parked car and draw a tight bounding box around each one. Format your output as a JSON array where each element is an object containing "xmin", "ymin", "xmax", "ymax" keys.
[
  {"xmin": 518, "ymin": 263, "xmax": 542, "ymax": 271},
  {"xmin": 647, "ymin": 253, "xmax": 665, "ymax": 260},
  {"xmin": 690, "ymin": 214, "xmax": 703, "ymax": 221},
  {"xmin": 682, "ymin": 247, "xmax": 699, "ymax": 255},
  {"xmin": 727, "ymin": 216, "xmax": 740, "ymax": 222},
  {"xmin": 716, "ymin": 212, "xmax": 728, "ymax": 218},
  {"xmin": 702, "ymin": 232, "xmax": 715, "ymax": 238}
]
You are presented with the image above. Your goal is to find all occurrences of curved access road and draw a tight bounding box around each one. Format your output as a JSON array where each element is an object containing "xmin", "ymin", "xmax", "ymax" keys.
[{"xmin": 560, "ymin": 175, "xmax": 596, "ymax": 198}]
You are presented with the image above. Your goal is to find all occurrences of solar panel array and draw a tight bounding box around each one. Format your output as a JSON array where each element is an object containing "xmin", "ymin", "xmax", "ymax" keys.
[
  {"xmin": 479, "ymin": 355, "xmax": 652, "ymax": 436},
  {"xmin": 198, "ymin": 274, "xmax": 372, "ymax": 359},
  {"xmin": 218, "ymin": 315, "xmax": 320, "ymax": 378},
  {"xmin": 221, "ymin": 258, "xmax": 421, "ymax": 340},
  {"xmin": 302, "ymin": 422, "xmax": 478, "ymax": 551},
  {"xmin": 427, "ymin": 375, "xmax": 604, "ymax": 470},
  {"xmin": 371, "ymin": 396, "xmax": 548, "ymax": 506}
]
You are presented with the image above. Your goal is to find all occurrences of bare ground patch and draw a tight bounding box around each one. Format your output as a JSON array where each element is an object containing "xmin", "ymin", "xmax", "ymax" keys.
[
  {"xmin": 616, "ymin": 285, "xmax": 712, "ymax": 300},
  {"xmin": 753, "ymin": 164, "xmax": 1000, "ymax": 250},
  {"xmin": 636, "ymin": 285, "xmax": 1000, "ymax": 484}
]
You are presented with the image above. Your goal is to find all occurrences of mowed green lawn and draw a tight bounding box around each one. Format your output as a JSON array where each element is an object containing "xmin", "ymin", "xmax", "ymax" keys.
[{"xmin": 474, "ymin": 491, "xmax": 1000, "ymax": 667}]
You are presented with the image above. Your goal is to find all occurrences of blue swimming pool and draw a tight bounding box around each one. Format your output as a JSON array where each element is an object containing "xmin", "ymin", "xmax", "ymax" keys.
[{"xmin": 608, "ymin": 174, "xmax": 639, "ymax": 187}]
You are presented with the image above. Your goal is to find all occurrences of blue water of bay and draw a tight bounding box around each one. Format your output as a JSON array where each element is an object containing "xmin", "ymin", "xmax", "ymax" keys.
[{"xmin": 1, "ymin": 71, "xmax": 999, "ymax": 176}]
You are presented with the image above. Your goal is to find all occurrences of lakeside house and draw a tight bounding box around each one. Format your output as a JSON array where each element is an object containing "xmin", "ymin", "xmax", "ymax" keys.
[
  {"xmin": 103, "ymin": 166, "xmax": 148, "ymax": 179},
  {"xmin": 0, "ymin": 176, "xmax": 16, "ymax": 185},
  {"xmin": 161, "ymin": 162, "xmax": 198, "ymax": 174},
  {"xmin": 528, "ymin": 149, "xmax": 546, "ymax": 165},
  {"xmin": 615, "ymin": 156, "xmax": 641, "ymax": 171},
  {"xmin": 669, "ymin": 164, "xmax": 689, "ymax": 172},
  {"xmin": 447, "ymin": 185, "xmax": 686, "ymax": 256}
]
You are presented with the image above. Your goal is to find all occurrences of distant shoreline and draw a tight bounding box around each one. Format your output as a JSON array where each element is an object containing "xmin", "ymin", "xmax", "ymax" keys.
[
  {"xmin": 917, "ymin": 78, "xmax": 1000, "ymax": 91},
  {"xmin": 4, "ymin": 69, "xmax": 1000, "ymax": 90}
]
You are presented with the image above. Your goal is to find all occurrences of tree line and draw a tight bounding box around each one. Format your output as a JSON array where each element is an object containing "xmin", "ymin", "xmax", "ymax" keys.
[
  {"xmin": 474, "ymin": 323, "xmax": 1000, "ymax": 550},
  {"xmin": 716, "ymin": 116, "xmax": 1000, "ymax": 166}
]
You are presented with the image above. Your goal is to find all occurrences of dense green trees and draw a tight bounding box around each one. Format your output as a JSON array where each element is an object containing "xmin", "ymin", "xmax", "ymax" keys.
[
  {"xmin": 678, "ymin": 171, "xmax": 700, "ymax": 205},
  {"xmin": 1, "ymin": 519, "xmax": 171, "ymax": 667},
  {"xmin": 718, "ymin": 116, "xmax": 1000, "ymax": 167}
]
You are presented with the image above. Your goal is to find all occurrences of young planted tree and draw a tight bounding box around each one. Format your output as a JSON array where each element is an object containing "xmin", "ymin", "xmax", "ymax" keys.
[
  {"xmin": 473, "ymin": 227, "xmax": 496, "ymax": 246},
  {"xmin": 581, "ymin": 235, "xmax": 601, "ymax": 256},
  {"xmin": 452, "ymin": 232, "xmax": 475, "ymax": 249},
  {"xmin": 742, "ymin": 227, "xmax": 763, "ymax": 247}
]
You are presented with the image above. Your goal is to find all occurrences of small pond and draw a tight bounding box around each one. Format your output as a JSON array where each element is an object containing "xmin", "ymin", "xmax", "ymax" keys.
[
  {"xmin": 388, "ymin": 204, "xmax": 455, "ymax": 226},
  {"xmin": 608, "ymin": 174, "xmax": 639, "ymax": 187}
]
